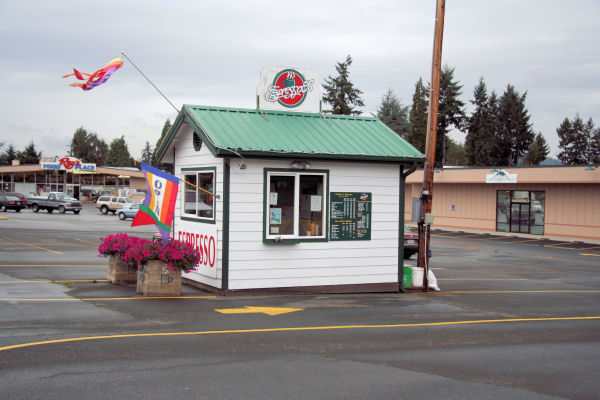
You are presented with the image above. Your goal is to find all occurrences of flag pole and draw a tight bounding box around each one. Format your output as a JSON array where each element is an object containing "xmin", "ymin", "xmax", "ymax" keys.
[{"xmin": 182, "ymin": 179, "xmax": 212, "ymax": 195}]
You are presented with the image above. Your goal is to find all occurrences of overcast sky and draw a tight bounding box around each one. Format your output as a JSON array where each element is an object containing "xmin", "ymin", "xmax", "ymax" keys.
[{"xmin": 1, "ymin": 0, "xmax": 598, "ymax": 161}]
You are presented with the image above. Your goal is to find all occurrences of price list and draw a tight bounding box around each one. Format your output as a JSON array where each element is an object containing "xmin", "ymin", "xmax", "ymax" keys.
[{"xmin": 329, "ymin": 192, "xmax": 372, "ymax": 241}]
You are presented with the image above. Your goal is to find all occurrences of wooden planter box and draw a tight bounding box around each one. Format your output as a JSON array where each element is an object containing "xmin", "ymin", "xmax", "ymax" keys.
[
  {"xmin": 137, "ymin": 260, "xmax": 182, "ymax": 296},
  {"xmin": 107, "ymin": 255, "xmax": 137, "ymax": 285}
]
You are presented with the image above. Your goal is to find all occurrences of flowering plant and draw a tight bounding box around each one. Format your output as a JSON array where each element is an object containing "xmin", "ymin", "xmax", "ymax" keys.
[
  {"xmin": 98, "ymin": 233, "xmax": 133, "ymax": 258},
  {"xmin": 124, "ymin": 237, "xmax": 201, "ymax": 272},
  {"xmin": 99, "ymin": 234, "xmax": 200, "ymax": 272}
]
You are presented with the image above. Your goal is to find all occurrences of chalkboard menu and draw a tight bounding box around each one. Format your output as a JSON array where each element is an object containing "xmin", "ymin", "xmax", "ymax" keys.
[{"xmin": 330, "ymin": 192, "xmax": 372, "ymax": 241}]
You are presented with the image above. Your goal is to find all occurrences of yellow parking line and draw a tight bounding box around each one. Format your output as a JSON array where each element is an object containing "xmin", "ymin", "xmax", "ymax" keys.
[
  {"xmin": 1, "ymin": 316, "xmax": 598, "ymax": 353},
  {"xmin": 2, "ymin": 237, "xmax": 62, "ymax": 255},
  {"xmin": 74, "ymin": 238, "xmax": 99, "ymax": 245},
  {"xmin": 544, "ymin": 242, "xmax": 576, "ymax": 247},
  {"xmin": 580, "ymin": 253, "xmax": 600, "ymax": 257},
  {"xmin": 0, "ymin": 296, "xmax": 217, "ymax": 302}
]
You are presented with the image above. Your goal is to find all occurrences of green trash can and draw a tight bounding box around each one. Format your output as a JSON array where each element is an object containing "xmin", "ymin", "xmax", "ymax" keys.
[{"xmin": 402, "ymin": 267, "xmax": 412, "ymax": 288}]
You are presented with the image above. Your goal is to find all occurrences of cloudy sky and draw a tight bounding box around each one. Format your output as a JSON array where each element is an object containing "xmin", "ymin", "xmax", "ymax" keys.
[{"xmin": 0, "ymin": 0, "xmax": 598, "ymax": 160}]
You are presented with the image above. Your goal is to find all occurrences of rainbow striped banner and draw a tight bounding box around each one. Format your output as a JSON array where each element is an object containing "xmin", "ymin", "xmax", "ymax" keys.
[{"xmin": 132, "ymin": 162, "xmax": 179, "ymax": 244}]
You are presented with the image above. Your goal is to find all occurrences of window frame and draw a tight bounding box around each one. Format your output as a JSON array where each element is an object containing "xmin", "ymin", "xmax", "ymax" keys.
[
  {"xmin": 263, "ymin": 168, "xmax": 329, "ymax": 244},
  {"xmin": 181, "ymin": 166, "xmax": 216, "ymax": 224}
]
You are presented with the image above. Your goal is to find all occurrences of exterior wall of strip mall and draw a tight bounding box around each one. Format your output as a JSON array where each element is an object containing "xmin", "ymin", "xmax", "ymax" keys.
[{"xmin": 404, "ymin": 166, "xmax": 600, "ymax": 240}]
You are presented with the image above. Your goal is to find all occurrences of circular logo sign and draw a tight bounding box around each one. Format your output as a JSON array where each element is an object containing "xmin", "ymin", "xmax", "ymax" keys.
[{"xmin": 266, "ymin": 69, "xmax": 315, "ymax": 108}]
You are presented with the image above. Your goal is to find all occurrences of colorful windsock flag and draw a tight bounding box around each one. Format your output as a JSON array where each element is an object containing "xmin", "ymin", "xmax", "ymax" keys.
[{"xmin": 132, "ymin": 162, "xmax": 179, "ymax": 245}]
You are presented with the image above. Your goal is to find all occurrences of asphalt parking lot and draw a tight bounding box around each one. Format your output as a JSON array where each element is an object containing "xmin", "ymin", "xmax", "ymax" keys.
[{"xmin": 0, "ymin": 204, "xmax": 599, "ymax": 399}]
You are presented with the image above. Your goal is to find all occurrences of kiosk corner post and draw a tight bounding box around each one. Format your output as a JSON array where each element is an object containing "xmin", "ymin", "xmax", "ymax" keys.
[{"xmin": 418, "ymin": 0, "xmax": 446, "ymax": 291}]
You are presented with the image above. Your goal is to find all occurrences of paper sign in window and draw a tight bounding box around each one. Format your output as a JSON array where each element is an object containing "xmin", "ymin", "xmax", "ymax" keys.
[
  {"xmin": 310, "ymin": 195, "xmax": 322, "ymax": 212},
  {"xmin": 270, "ymin": 208, "xmax": 282, "ymax": 224},
  {"xmin": 270, "ymin": 192, "xmax": 278, "ymax": 205}
]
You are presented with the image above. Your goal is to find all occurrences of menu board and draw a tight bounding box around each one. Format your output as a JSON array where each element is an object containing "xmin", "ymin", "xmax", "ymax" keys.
[{"xmin": 329, "ymin": 192, "xmax": 372, "ymax": 241}]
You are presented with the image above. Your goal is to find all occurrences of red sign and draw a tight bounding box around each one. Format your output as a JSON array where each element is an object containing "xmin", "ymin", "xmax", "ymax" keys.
[
  {"xmin": 177, "ymin": 230, "xmax": 216, "ymax": 268},
  {"xmin": 59, "ymin": 157, "xmax": 82, "ymax": 170},
  {"xmin": 266, "ymin": 69, "xmax": 314, "ymax": 108}
]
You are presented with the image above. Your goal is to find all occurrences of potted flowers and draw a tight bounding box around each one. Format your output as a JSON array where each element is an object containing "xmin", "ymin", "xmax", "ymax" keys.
[
  {"xmin": 98, "ymin": 233, "xmax": 138, "ymax": 285},
  {"xmin": 125, "ymin": 237, "xmax": 201, "ymax": 296}
]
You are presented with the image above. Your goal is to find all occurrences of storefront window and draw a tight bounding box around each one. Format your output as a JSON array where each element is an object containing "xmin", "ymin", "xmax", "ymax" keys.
[
  {"xmin": 181, "ymin": 168, "xmax": 215, "ymax": 222},
  {"xmin": 496, "ymin": 190, "xmax": 545, "ymax": 235},
  {"xmin": 265, "ymin": 170, "xmax": 327, "ymax": 241},
  {"xmin": 496, "ymin": 190, "xmax": 510, "ymax": 232}
]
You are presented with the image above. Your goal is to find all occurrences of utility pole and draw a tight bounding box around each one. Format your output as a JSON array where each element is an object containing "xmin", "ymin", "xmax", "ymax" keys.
[{"xmin": 417, "ymin": 0, "xmax": 445, "ymax": 289}]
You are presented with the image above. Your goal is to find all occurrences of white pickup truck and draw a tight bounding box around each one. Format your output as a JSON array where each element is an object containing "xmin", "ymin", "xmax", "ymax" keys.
[{"xmin": 29, "ymin": 192, "xmax": 82, "ymax": 214}]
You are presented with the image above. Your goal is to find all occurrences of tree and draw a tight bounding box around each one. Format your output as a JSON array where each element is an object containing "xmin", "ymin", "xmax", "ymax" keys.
[
  {"xmin": 0, "ymin": 144, "xmax": 18, "ymax": 165},
  {"xmin": 465, "ymin": 78, "xmax": 497, "ymax": 166},
  {"xmin": 17, "ymin": 142, "xmax": 42, "ymax": 164},
  {"xmin": 496, "ymin": 84, "xmax": 535, "ymax": 166},
  {"xmin": 583, "ymin": 118, "xmax": 600, "ymax": 164},
  {"xmin": 376, "ymin": 89, "xmax": 410, "ymax": 138},
  {"xmin": 153, "ymin": 119, "xmax": 174, "ymax": 173},
  {"xmin": 322, "ymin": 55, "xmax": 364, "ymax": 115},
  {"xmin": 141, "ymin": 141, "xmax": 153, "ymax": 164},
  {"xmin": 435, "ymin": 66, "xmax": 467, "ymax": 166},
  {"xmin": 523, "ymin": 132, "xmax": 550, "ymax": 166},
  {"xmin": 557, "ymin": 115, "xmax": 599, "ymax": 165},
  {"xmin": 445, "ymin": 138, "xmax": 467, "ymax": 165},
  {"xmin": 104, "ymin": 136, "xmax": 135, "ymax": 167},
  {"xmin": 407, "ymin": 77, "xmax": 428, "ymax": 152},
  {"xmin": 69, "ymin": 127, "xmax": 109, "ymax": 165}
]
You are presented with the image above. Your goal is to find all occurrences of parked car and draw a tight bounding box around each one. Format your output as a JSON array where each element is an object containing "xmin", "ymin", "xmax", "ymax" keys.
[
  {"xmin": 2, "ymin": 192, "xmax": 28, "ymax": 207},
  {"xmin": 0, "ymin": 194, "xmax": 26, "ymax": 212},
  {"xmin": 80, "ymin": 189, "xmax": 99, "ymax": 201},
  {"xmin": 29, "ymin": 192, "xmax": 82, "ymax": 214},
  {"xmin": 404, "ymin": 224, "xmax": 419, "ymax": 259},
  {"xmin": 117, "ymin": 202, "xmax": 141, "ymax": 220},
  {"xmin": 96, "ymin": 195, "xmax": 134, "ymax": 214}
]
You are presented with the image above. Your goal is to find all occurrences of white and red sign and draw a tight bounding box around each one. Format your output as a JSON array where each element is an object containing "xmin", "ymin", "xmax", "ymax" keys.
[
  {"xmin": 175, "ymin": 220, "xmax": 218, "ymax": 279},
  {"xmin": 41, "ymin": 156, "xmax": 96, "ymax": 171},
  {"xmin": 257, "ymin": 66, "xmax": 321, "ymax": 113}
]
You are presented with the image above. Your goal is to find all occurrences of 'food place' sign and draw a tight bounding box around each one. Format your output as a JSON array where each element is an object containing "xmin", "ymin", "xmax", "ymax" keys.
[
  {"xmin": 41, "ymin": 157, "xmax": 96, "ymax": 171},
  {"xmin": 257, "ymin": 66, "xmax": 321, "ymax": 113}
]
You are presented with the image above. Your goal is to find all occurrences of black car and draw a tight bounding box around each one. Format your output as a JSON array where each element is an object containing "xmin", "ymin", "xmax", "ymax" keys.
[{"xmin": 0, "ymin": 195, "xmax": 25, "ymax": 212}]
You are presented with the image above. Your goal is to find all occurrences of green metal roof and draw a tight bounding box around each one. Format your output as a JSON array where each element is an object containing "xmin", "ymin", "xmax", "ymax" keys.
[{"xmin": 157, "ymin": 105, "xmax": 425, "ymax": 163}]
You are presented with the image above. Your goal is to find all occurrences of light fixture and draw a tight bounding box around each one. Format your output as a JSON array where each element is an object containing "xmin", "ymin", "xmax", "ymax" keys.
[
  {"xmin": 291, "ymin": 160, "xmax": 311, "ymax": 170},
  {"xmin": 584, "ymin": 164, "xmax": 596, "ymax": 171}
]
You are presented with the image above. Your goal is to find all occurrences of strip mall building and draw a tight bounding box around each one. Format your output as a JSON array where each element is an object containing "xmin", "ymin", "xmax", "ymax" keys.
[
  {"xmin": 404, "ymin": 165, "xmax": 600, "ymax": 241},
  {"xmin": 0, "ymin": 157, "xmax": 146, "ymax": 200}
]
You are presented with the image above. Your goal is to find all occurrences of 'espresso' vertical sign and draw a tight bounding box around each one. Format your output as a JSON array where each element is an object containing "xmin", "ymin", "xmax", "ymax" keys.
[{"xmin": 256, "ymin": 66, "xmax": 321, "ymax": 113}]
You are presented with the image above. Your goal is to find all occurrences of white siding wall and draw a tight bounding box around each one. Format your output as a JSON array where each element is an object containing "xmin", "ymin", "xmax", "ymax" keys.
[
  {"xmin": 228, "ymin": 158, "xmax": 401, "ymax": 290},
  {"xmin": 173, "ymin": 125, "xmax": 224, "ymax": 289}
]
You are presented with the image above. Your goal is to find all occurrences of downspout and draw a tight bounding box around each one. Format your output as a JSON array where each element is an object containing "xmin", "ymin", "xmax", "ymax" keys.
[{"xmin": 399, "ymin": 163, "xmax": 417, "ymax": 292}]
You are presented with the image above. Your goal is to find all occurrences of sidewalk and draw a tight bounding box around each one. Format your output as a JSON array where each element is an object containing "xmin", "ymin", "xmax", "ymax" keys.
[{"xmin": 423, "ymin": 225, "xmax": 600, "ymax": 245}]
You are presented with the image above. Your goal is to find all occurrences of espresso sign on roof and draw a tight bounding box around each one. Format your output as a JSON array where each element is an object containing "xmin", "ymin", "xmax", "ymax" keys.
[{"xmin": 257, "ymin": 66, "xmax": 321, "ymax": 113}]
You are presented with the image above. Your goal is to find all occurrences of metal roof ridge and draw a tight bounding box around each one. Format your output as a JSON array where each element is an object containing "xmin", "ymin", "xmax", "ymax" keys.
[{"xmin": 182, "ymin": 104, "xmax": 378, "ymax": 121}]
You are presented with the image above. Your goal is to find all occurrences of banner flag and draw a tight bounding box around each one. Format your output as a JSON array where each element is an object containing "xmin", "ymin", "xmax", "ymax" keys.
[{"xmin": 132, "ymin": 162, "xmax": 179, "ymax": 244}]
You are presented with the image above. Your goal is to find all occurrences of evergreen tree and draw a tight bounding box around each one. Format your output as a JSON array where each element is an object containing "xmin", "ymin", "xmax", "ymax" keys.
[
  {"xmin": 104, "ymin": 136, "xmax": 135, "ymax": 167},
  {"xmin": 0, "ymin": 144, "xmax": 18, "ymax": 165},
  {"xmin": 583, "ymin": 118, "xmax": 600, "ymax": 164},
  {"xmin": 496, "ymin": 84, "xmax": 535, "ymax": 166},
  {"xmin": 17, "ymin": 142, "xmax": 42, "ymax": 164},
  {"xmin": 141, "ymin": 141, "xmax": 153, "ymax": 164},
  {"xmin": 153, "ymin": 119, "xmax": 174, "ymax": 173},
  {"xmin": 407, "ymin": 77, "xmax": 428, "ymax": 152},
  {"xmin": 465, "ymin": 78, "xmax": 496, "ymax": 166},
  {"xmin": 523, "ymin": 132, "xmax": 550, "ymax": 166},
  {"xmin": 69, "ymin": 127, "xmax": 108, "ymax": 165},
  {"xmin": 435, "ymin": 66, "xmax": 466, "ymax": 166},
  {"xmin": 557, "ymin": 115, "xmax": 587, "ymax": 165},
  {"xmin": 376, "ymin": 89, "xmax": 410, "ymax": 138},
  {"xmin": 445, "ymin": 138, "xmax": 467, "ymax": 165},
  {"xmin": 322, "ymin": 55, "xmax": 365, "ymax": 115}
]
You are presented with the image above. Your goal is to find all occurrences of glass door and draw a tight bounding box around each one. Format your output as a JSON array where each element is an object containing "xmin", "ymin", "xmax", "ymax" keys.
[{"xmin": 511, "ymin": 203, "xmax": 530, "ymax": 233}]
